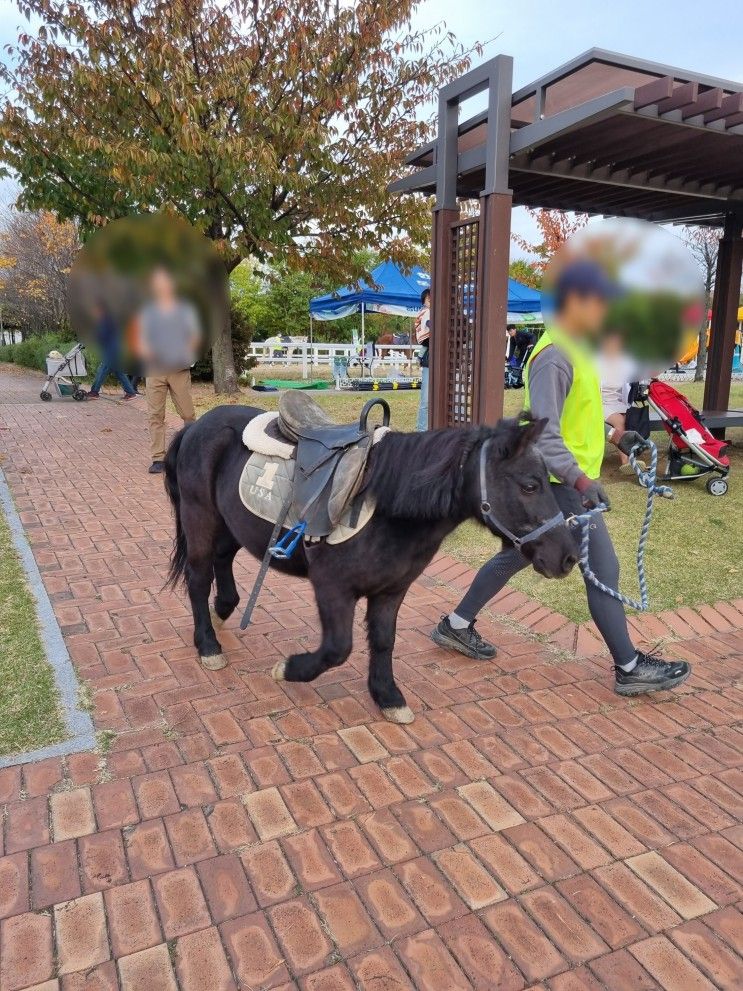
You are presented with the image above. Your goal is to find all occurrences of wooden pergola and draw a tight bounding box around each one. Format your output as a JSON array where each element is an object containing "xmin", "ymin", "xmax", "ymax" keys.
[{"xmin": 391, "ymin": 50, "xmax": 743, "ymax": 430}]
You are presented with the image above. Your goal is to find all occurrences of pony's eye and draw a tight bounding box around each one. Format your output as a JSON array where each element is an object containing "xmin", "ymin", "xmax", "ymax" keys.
[{"xmin": 521, "ymin": 482, "xmax": 538, "ymax": 494}]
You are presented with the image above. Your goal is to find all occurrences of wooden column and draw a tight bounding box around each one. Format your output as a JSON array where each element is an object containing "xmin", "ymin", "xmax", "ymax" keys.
[
  {"xmin": 704, "ymin": 212, "xmax": 743, "ymax": 426},
  {"xmin": 473, "ymin": 191, "xmax": 512, "ymax": 424},
  {"xmin": 429, "ymin": 206, "xmax": 459, "ymax": 428}
]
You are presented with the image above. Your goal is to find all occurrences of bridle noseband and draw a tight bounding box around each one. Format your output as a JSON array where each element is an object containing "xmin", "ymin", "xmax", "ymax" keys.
[{"xmin": 479, "ymin": 438, "xmax": 565, "ymax": 550}]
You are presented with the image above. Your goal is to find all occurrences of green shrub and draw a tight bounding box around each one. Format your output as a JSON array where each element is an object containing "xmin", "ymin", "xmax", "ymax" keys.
[
  {"xmin": 0, "ymin": 331, "xmax": 107, "ymax": 383},
  {"xmin": 0, "ymin": 332, "xmax": 75, "ymax": 371}
]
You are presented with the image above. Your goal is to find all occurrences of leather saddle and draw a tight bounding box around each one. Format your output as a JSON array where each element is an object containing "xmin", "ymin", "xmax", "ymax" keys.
[{"xmin": 277, "ymin": 391, "xmax": 390, "ymax": 538}]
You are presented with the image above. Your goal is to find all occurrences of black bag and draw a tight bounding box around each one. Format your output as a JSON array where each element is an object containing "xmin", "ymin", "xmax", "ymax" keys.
[{"xmin": 625, "ymin": 382, "xmax": 650, "ymax": 439}]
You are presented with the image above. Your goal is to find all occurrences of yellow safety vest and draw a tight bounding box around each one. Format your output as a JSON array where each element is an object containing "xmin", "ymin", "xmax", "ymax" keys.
[{"xmin": 524, "ymin": 325, "xmax": 605, "ymax": 481}]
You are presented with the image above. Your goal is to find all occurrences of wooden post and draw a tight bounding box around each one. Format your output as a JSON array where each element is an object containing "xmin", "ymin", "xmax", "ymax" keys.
[
  {"xmin": 704, "ymin": 213, "xmax": 743, "ymax": 430},
  {"xmin": 473, "ymin": 192, "xmax": 513, "ymax": 424},
  {"xmin": 430, "ymin": 206, "xmax": 459, "ymax": 428}
]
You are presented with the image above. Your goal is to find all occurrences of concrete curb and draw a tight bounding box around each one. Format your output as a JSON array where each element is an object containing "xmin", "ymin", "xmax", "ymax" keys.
[{"xmin": 0, "ymin": 469, "xmax": 96, "ymax": 769}]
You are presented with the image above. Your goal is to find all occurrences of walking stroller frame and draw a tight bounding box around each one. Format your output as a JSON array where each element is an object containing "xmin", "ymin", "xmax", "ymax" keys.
[
  {"xmin": 647, "ymin": 379, "xmax": 730, "ymax": 496},
  {"xmin": 40, "ymin": 343, "xmax": 88, "ymax": 402},
  {"xmin": 505, "ymin": 343, "xmax": 534, "ymax": 389}
]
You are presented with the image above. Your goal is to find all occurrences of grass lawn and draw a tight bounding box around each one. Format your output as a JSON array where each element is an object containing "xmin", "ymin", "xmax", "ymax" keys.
[
  {"xmin": 191, "ymin": 376, "xmax": 743, "ymax": 623},
  {"xmin": 0, "ymin": 502, "xmax": 67, "ymax": 756}
]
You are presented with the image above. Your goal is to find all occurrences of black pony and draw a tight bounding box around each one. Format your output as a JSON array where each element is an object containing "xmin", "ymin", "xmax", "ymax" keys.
[{"xmin": 164, "ymin": 406, "xmax": 577, "ymax": 723}]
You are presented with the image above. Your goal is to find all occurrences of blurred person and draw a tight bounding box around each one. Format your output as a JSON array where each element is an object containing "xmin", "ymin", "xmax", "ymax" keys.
[
  {"xmin": 86, "ymin": 301, "xmax": 137, "ymax": 401},
  {"xmin": 415, "ymin": 288, "xmax": 431, "ymax": 431},
  {"xmin": 431, "ymin": 260, "xmax": 691, "ymax": 697},
  {"xmin": 597, "ymin": 331, "xmax": 644, "ymax": 473},
  {"xmin": 137, "ymin": 266, "xmax": 201, "ymax": 474}
]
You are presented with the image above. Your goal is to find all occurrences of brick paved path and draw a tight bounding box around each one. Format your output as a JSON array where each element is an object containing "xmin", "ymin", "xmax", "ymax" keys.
[{"xmin": 1, "ymin": 367, "xmax": 742, "ymax": 991}]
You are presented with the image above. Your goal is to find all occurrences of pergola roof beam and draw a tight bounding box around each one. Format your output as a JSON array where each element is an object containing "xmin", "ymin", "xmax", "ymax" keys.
[
  {"xmin": 705, "ymin": 92, "xmax": 743, "ymax": 123},
  {"xmin": 655, "ymin": 81, "xmax": 698, "ymax": 113},
  {"xmin": 509, "ymin": 89, "xmax": 635, "ymax": 158}
]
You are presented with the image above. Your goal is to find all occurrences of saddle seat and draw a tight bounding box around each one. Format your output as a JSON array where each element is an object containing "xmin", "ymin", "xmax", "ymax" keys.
[
  {"xmin": 278, "ymin": 390, "xmax": 366, "ymax": 447},
  {"xmin": 276, "ymin": 391, "xmax": 390, "ymax": 539}
]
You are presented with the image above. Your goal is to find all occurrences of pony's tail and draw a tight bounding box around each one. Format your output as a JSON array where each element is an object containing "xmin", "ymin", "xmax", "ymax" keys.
[{"xmin": 164, "ymin": 425, "xmax": 191, "ymax": 590}]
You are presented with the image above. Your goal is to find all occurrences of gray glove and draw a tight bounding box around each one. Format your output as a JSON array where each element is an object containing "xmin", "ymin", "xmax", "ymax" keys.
[
  {"xmin": 617, "ymin": 430, "xmax": 650, "ymax": 457},
  {"xmin": 576, "ymin": 477, "xmax": 611, "ymax": 510}
]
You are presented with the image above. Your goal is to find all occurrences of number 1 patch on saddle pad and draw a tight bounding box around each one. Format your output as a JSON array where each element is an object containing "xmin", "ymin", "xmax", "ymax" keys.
[{"xmin": 238, "ymin": 452, "xmax": 376, "ymax": 545}]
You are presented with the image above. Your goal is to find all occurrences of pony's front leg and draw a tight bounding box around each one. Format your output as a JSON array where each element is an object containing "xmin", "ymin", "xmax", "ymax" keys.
[
  {"xmin": 272, "ymin": 589, "xmax": 356, "ymax": 683},
  {"xmin": 366, "ymin": 590, "xmax": 414, "ymax": 724}
]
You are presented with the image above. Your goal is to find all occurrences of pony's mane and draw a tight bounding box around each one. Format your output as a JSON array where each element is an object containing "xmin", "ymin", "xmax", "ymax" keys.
[{"xmin": 367, "ymin": 424, "xmax": 497, "ymax": 520}]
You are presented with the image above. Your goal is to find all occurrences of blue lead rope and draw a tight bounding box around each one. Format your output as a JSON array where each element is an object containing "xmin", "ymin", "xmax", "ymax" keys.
[{"xmin": 567, "ymin": 440, "xmax": 673, "ymax": 612}]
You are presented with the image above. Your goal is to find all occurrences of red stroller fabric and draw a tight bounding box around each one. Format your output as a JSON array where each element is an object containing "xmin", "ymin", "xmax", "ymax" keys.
[{"xmin": 648, "ymin": 381, "xmax": 730, "ymax": 467}]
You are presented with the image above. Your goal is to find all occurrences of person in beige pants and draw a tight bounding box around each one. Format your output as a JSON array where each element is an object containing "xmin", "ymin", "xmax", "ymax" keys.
[
  {"xmin": 136, "ymin": 267, "xmax": 201, "ymax": 473},
  {"xmin": 145, "ymin": 368, "xmax": 196, "ymax": 467}
]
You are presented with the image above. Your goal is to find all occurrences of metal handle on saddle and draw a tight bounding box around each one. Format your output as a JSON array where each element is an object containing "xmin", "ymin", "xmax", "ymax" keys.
[{"xmin": 359, "ymin": 398, "xmax": 390, "ymax": 432}]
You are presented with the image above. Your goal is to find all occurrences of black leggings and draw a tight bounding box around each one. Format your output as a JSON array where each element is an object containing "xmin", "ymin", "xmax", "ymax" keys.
[{"xmin": 454, "ymin": 484, "xmax": 636, "ymax": 666}]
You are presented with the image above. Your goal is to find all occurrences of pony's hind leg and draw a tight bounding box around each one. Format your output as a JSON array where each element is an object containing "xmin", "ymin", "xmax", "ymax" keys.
[
  {"xmin": 366, "ymin": 590, "xmax": 414, "ymax": 724},
  {"xmin": 211, "ymin": 530, "xmax": 241, "ymax": 629},
  {"xmin": 181, "ymin": 505, "xmax": 227, "ymax": 671},
  {"xmin": 272, "ymin": 589, "xmax": 356, "ymax": 684}
]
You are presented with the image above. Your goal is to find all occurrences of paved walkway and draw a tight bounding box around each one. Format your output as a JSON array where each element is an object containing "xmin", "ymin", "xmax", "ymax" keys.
[{"xmin": 0, "ymin": 366, "xmax": 742, "ymax": 991}]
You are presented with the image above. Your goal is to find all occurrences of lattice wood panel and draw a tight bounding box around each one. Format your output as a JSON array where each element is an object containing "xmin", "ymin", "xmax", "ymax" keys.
[{"xmin": 446, "ymin": 217, "xmax": 479, "ymax": 425}]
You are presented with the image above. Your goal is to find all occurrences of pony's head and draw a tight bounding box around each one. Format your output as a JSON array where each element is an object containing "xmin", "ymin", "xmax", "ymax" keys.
[{"xmin": 478, "ymin": 416, "xmax": 577, "ymax": 578}]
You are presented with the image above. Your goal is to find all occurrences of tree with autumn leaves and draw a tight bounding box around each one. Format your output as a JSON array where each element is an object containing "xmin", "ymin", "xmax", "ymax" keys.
[
  {"xmin": 0, "ymin": 210, "xmax": 79, "ymax": 336},
  {"xmin": 0, "ymin": 0, "xmax": 474, "ymax": 392},
  {"xmin": 511, "ymin": 208, "xmax": 589, "ymax": 272}
]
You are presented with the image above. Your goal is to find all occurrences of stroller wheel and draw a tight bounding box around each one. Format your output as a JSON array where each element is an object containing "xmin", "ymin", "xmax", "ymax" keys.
[
  {"xmin": 40, "ymin": 390, "xmax": 52, "ymax": 402},
  {"xmin": 73, "ymin": 389, "xmax": 87, "ymax": 401},
  {"xmin": 706, "ymin": 477, "xmax": 728, "ymax": 496}
]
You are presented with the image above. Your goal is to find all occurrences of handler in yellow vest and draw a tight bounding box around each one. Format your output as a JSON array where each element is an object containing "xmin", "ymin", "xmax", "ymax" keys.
[{"xmin": 432, "ymin": 260, "xmax": 691, "ymax": 697}]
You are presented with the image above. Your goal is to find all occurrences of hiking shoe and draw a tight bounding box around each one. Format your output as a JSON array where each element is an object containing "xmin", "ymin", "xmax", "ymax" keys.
[
  {"xmin": 431, "ymin": 616, "xmax": 497, "ymax": 660},
  {"xmin": 123, "ymin": 393, "xmax": 138, "ymax": 401},
  {"xmin": 615, "ymin": 651, "xmax": 691, "ymax": 696},
  {"xmin": 86, "ymin": 391, "xmax": 99, "ymax": 400},
  {"xmin": 148, "ymin": 461, "xmax": 165, "ymax": 474}
]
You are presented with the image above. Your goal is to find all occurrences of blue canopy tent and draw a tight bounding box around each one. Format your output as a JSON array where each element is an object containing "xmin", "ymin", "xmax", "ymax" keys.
[
  {"xmin": 309, "ymin": 261, "xmax": 431, "ymax": 343},
  {"xmin": 505, "ymin": 279, "xmax": 542, "ymax": 319},
  {"xmin": 309, "ymin": 262, "xmax": 541, "ymax": 342}
]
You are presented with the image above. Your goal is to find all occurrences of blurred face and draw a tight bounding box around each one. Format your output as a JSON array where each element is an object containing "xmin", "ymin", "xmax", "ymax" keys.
[
  {"xmin": 559, "ymin": 291, "xmax": 608, "ymax": 337},
  {"xmin": 151, "ymin": 267, "xmax": 175, "ymax": 302},
  {"xmin": 421, "ymin": 291, "xmax": 430, "ymax": 308}
]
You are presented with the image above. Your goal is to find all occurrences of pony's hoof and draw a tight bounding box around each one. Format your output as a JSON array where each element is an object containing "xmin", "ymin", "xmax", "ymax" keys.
[
  {"xmin": 381, "ymin": 705, "xmax": 415, "ymax": 725},
  {"xmin": 272, "ymin": 660, "xmax": 287, "ymax": 682},
  {"xmin": 200, "ymin": 653, "xmax": 228, "ymax": 671},
  {"xmin": 209, "ymin": 608, "xmax": 224, "ymax": 630}
]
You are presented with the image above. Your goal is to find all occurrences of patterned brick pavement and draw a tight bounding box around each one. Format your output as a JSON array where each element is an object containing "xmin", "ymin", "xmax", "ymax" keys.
[{"xmin": 1, "ymin": 367, "xmax": 742, "ymax": 991}]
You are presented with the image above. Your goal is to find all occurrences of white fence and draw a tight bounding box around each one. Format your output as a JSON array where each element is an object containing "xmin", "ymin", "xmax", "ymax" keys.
[{"xmin": 247, "ymin": 341, "xmax": 419, "ymax": 379}]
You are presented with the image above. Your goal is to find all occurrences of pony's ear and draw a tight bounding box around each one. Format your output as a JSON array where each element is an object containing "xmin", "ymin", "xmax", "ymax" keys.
[
  {"xmin": 489, "ymin": 414, "xmax": 543, "ymax": 460},
  {"xmin": 514, "ymin": 415, "xmax": 547, "ymax": 456}
]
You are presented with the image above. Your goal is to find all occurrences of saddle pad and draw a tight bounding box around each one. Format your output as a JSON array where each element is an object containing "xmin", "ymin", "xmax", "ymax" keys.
[
  {"xmin": 238, "ymin": 452, "xmax": 375, "ymax": 545},
  {"xmin": 242, "ymin": 412, "xmax": 295, "ymax": 460}
]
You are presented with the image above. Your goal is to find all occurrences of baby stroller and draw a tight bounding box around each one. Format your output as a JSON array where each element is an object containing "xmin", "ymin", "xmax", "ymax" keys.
[
  {"xmin": 647, "ymin": 380, "xmax": 730, "ymax": 496},
  {"xmin": 40, "ymin": 344, "xmax": 88, "ymax": 402},
  {"xmin": 504, "ymin": 343, "xmax": 533, "ymax": 389}
]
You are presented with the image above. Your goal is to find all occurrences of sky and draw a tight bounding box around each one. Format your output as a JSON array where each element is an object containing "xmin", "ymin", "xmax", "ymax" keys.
[
  {"xmin": 412, "ymin": 0, "xmax": 743, "ymax": 250},
  {"xmin": 0, "ymin": 0, "xmax": 742, "ymax": 253}
]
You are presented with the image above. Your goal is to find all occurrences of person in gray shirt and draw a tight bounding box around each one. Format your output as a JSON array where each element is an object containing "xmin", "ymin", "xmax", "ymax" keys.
[
  {"xmin": 136, "ymin": 267, "xmax": 201, "ymax": 474},
  {"xmin": 431, "ymin": 260, "xmax": 691, "ymax": 699}
]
